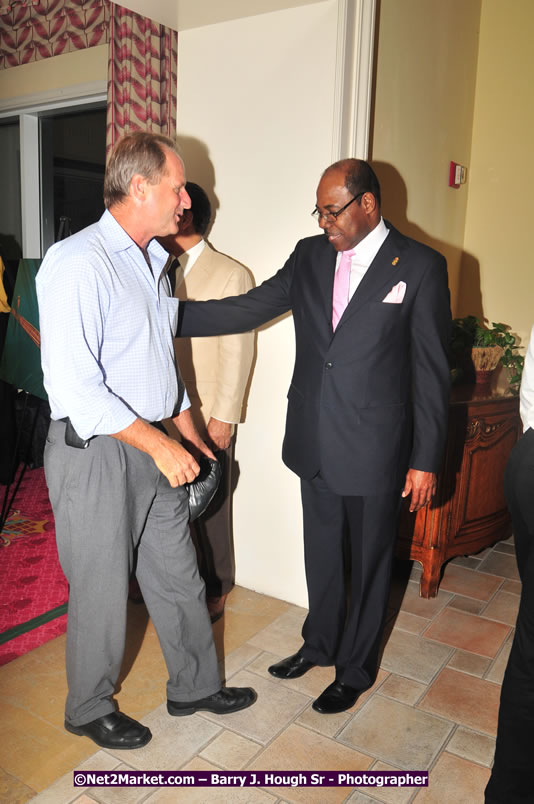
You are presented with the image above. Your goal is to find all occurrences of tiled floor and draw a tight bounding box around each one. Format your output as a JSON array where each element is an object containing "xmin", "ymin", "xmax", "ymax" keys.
[{"xmin": 1, "ymin": 539, "xmax": 519, "ymax": 804}]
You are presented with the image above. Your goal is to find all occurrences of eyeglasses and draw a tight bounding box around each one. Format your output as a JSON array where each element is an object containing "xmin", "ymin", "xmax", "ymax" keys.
[{"xmin": 311, "ymin": 192, "xmax": 365, "ymax": 222}]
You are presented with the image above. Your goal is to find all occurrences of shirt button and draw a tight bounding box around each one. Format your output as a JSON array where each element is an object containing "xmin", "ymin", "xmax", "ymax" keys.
[{"xmin": 325, "ymin": 362, "xmax": 333, "ymax": 369}]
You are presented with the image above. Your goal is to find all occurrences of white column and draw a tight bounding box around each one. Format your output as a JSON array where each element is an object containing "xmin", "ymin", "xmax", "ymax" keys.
[{"xmin": 332, "ymin": 0, "xmax": 377, "ymax": 161}]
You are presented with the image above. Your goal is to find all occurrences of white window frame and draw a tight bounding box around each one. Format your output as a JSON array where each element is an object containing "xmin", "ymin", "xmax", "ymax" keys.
[{"xmin": 0, "ymin": 82, "xmax": 107, "ymax": 258}]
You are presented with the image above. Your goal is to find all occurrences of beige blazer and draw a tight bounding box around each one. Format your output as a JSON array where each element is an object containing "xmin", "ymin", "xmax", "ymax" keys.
[{"xmin": 173, "ymin": 243, "xmax": 254, "ymax": 433}]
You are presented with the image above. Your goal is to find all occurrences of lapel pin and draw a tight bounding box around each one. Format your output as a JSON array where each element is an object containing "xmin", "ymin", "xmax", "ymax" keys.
[{"xmin": 392, "ymin": 257, "xmax": 399, "ymax": 266}]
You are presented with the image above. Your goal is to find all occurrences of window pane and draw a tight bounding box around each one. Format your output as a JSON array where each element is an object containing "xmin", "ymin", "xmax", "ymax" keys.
[
  {"xmin": 41, "ymin": 108, "xmax": 106, "ymax": 252},
  {"xmin": 0, "ymin": 121, "xmax": 23, "ymax": 262}
]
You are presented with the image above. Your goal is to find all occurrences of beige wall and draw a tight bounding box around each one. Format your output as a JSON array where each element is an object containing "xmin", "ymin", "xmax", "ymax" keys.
[
  {"xmin": 0, "ymin": 46, "xmax": 108, "ymax": 103},
  {"xmin": 462, "ymin": 0, "xmax": 534, "ymax": 347},
  {"xmin": 177, "ymin": 1, "xmax": 339, "ymax": 605},
  {"xmin": 370, "ymin": 0, "xmax": 481, "ymax": 316}
]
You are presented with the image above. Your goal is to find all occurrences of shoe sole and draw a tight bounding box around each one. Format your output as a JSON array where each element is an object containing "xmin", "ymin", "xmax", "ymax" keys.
[
  {"xmin": 167, "ymin": 692, "xmax": 257, "ymax": 717},
  {"xmin": 64, "ymin": 720, "xmax": 152, "ymax": 749}
]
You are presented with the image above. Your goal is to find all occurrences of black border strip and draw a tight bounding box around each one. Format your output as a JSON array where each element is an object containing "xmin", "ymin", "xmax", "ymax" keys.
[{"xmin": 0, "ymin": 603, "xmax": 67, "ymax": 645}]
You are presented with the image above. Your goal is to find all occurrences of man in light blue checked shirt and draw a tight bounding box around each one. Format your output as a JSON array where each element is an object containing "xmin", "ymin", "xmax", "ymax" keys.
[{"xmin": 36, "ymin": 132, "xmax": 256, "ymax": 751}]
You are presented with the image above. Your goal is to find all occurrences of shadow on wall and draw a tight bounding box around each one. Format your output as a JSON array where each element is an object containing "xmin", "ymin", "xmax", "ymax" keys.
[
  {"xmin": 371, "ymin": 161, "xmax": 483, "ymax": 321},
  {"xmin": 176, "ymin": 134, "xmax": 290, "ymax": 342},
  {"xmin": 173, "ymin": 134, "xmax": 261, "ymax": 420},
  {"xmin": 176, "ymin": 135, "xmax": 219, "ymax": 236}
]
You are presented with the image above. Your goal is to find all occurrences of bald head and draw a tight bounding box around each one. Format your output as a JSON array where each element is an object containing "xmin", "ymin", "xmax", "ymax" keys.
[
  {"xmin": 315, "ymin": 159, "xmax": 382, "ymax": 251},
  {"xmin": 322, "ymin": 159, "xmax": 381, "ymax": 209}
]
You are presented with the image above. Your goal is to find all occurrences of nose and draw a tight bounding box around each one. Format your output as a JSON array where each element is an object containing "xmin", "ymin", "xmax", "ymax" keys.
[
  {"xmin": 181, "ymin": 189, "xmax": 191, "ymax": 210},
  {"xmin": 317, "ymin": 213, "xmax": 328, "ymax": 231}
]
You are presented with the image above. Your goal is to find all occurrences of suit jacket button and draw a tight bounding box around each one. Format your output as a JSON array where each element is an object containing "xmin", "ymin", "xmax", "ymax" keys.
[{"xmin": 325, "ymin": 361, "xmax": 333, "ymax": 369}]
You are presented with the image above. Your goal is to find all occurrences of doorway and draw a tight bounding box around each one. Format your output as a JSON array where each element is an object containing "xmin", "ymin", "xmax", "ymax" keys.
[{"xmin": 40, "ymin": 107, "xmax": 107, "ymax": 253}]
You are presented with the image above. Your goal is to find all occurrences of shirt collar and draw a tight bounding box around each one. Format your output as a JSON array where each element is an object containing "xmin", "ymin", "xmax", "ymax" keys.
[
  {"xmin": 99, "ymin": 209, "xmax": 172, "ymax": 274},
  {"xmin": 99, "ymin": 209, "xmax": 136, "ymax": 252},
  {"xmin": 180, "ymin": 238, "xmax": 206, "ymax": 277},
  {"xmin": 351, "ymin": 217, "xmax": 389, "ymax": 267}
]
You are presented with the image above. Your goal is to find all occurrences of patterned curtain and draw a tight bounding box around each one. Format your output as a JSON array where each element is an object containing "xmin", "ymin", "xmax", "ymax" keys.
[
  {"xmin": 0, "ymin": 0, "xmax": 109, "ymax": 70},
  {"xmin": 106, "ymin": 2, "xmax": 177, "ymax": 155},
  {"xmin": 0, "ymin": 2, "xmax": 178, "ymax": 153}
]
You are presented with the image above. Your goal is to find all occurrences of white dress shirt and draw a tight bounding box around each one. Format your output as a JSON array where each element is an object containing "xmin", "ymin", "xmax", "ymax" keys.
[
  {"xmin": 37, "ymin": 210, "xmax": 190, "ymax": 440},
  {"xmin": 178, "ymin": 238, "xmax": 206, "ymax": 279},
  {"xmin": 520, "ymin": 324, "xmax": 534, "ymax": 431},
  {"xmin": 334, "ymin": 217, "xmax": 390, "ymax": 299}
]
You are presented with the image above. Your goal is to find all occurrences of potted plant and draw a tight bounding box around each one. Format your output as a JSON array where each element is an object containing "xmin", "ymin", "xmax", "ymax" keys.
[{"xmin": 450, "ymin": 316, "xmax": 524, "ymax": 389}]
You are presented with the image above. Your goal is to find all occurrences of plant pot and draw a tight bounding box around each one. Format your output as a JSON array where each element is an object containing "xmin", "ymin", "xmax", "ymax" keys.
[
  {"xmin": 474, "ymin": 368, "xmax": 496, "ymax": 389},
  {"xmin": 471, "ymin": 345, "xmax": 503, "ymax": 373}
]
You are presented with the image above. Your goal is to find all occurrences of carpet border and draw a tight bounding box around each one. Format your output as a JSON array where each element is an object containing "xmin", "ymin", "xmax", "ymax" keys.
[{"xmin": 0, "ymin": 603, "xmax": 67, "ymax": 645}]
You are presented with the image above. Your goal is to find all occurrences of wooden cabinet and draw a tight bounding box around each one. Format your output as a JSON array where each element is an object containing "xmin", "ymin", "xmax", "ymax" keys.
[{"xmin": 396, "ymin": 386, "xmax": 521, "ymax": 598}]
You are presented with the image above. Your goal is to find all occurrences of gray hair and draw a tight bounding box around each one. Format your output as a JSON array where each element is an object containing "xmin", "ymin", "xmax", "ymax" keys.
[{"xmin": 104, "ymin": 131, "xmax": 182, "ymax": 209}]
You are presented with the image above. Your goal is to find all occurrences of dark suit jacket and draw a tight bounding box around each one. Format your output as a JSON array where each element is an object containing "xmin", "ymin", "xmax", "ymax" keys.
[{"xmin": 179, "ymin": 223, "xmax": 451, "ymax": 496}]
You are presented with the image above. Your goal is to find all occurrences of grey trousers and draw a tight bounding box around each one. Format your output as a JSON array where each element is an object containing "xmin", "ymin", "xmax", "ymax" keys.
[{"xmin": 45, "ymin": 420, "xmax": 221, "ymax": 726}]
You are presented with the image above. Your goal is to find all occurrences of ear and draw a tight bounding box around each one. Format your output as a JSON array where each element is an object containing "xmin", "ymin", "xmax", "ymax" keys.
[
  {"xmin": 361, "ymin": 192, "xmax": 377, "ymax": 214},
  {"xmin": 130, "ymin": 173, "xmax": 149, "ymax": 203}
]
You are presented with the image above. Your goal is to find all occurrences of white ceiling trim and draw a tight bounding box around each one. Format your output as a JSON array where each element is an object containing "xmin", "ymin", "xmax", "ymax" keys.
[
  {"xmin": 0, "ymin": 82, "xmax": 107, "ymax": 119},
  {"xmin": 110, "ymin": 0, "xmax": 329, "ymax": 32}
]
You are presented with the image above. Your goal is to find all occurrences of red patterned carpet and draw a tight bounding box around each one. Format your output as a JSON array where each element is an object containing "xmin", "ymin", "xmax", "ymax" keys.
[{"xmin": 0, "ymin": 465, "xmax": 68, "ymax": 666}]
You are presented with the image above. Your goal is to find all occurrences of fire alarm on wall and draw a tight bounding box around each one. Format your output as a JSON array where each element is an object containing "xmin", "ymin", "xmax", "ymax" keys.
[{"xmin": 449, "ymin": 161, "xmax": 467, "ymax": 189}]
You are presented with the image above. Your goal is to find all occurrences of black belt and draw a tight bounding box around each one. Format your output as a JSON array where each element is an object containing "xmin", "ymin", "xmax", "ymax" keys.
[{"xmin": 59, "ymin": 417, "xmax": 166, "ymax": 448}]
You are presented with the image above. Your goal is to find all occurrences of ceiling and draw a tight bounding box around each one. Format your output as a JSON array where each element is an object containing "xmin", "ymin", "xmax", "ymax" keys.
[{"xmin": 111, "ymin": 0, "xmax": 328, "ymax": 31}]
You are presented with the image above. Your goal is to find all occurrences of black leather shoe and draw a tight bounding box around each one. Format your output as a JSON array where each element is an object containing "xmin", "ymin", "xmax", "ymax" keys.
[
  {"xmin": 312, "ymin": 680, "xmax": 361, "ymax": 714},
  {"xmin": 65, "ymin": 712, "xmax": 152, "ymax": 749},
  {"xmin": 268, "ymin": 651, "xmax": 316, "ymax": 679},
  {"xmin": 167, "ymin": 686, "xmax": 257, "ymax": 716}
]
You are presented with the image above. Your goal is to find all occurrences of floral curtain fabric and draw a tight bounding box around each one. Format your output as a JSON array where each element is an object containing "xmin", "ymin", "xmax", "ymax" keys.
[
  {"xmin": 0, "ymin": 0, "xmax": 109, "ymax": 70},
  {"xmin": 0, "ymin": 1, "xmax": 178, "ymax": 152},
  {"xmin": 106, "ymin": 2, "xmax": 177, "ymax": 153}
]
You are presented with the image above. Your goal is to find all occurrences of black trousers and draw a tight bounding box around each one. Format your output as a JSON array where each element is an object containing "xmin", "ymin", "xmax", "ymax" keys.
[
  {"xmin": 485, "ymin": 428, "xmax": 534, "ymax": 803},
  {"xmin": 299, "ymin": 473, "xmax": 401, "ymax": 689}
]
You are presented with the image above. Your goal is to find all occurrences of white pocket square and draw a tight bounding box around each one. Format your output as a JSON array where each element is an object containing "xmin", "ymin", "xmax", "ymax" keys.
[{"xmin": 382, "ymin": 281, "xmax": 406, "ymax": 304}]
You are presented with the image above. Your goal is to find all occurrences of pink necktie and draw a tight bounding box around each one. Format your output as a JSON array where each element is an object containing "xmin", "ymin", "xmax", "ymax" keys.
[{"xmin": 332, "ymin": 248, "xmax": 355, "ymax": 330}]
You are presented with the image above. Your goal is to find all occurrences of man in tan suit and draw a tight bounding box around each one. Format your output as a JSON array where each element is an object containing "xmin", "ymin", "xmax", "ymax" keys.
[{"xmin": 160, "ymin": 183, "xmax": 254, "ymax": 622}]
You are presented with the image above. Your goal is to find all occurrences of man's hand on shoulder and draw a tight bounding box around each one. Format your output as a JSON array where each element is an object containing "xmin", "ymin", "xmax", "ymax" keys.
[{"xmin": 401, "ymin": 469, "xmax": 437, "ymax": 512}]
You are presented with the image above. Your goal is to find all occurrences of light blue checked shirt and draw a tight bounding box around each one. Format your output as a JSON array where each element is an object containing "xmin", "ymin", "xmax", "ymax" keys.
[{"xmin": 36, "ymin": 210, "xmax": 190, "ymax": 440}]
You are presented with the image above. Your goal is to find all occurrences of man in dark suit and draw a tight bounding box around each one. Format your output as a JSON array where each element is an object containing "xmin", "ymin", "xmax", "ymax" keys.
[
  {"xmin": 178, "ymin": 159, "xmax": 451, "ymax": 714},
  {"xmin": 485, "ymin": 325, "xmax": 534, "ymax": 804}
]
